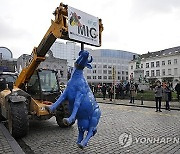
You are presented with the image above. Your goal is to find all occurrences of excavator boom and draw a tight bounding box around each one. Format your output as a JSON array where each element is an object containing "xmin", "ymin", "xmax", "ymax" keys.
[{"xmin": 14, "ymin": 2, "xmax": 103, "ymax": 88}]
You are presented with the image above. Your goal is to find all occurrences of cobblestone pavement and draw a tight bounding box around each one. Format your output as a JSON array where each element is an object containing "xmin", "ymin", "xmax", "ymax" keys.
[
  {"xmin": 0, "ymin": 124, "xmax": 14, "ymax": 154},
  {"xmin": 19, "ymin": 103, "xmax": 180, "ymax": 154},
  {"xmin": 96, "ymin": 98, "xmax": 180, "ymax": 110},
  {"xmin": 0, "ymin": 123, "xmax": 24, "ymax": 154}
]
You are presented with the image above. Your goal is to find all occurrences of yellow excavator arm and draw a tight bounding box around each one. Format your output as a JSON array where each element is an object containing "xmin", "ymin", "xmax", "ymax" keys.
[{"xmin": 15, "ymin": 2, "xmax": 103, "ymax": 89}]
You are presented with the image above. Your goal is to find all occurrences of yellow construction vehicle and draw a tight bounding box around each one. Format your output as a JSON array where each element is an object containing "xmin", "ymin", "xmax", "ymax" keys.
[{"xmin": 0, "ymin": 3, "xmax": 103, "ymax": 138}]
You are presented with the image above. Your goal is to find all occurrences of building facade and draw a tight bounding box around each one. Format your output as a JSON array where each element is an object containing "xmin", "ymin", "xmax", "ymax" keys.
[
  {"xmin": 49, "ymin": 41, "xmax": 137, "ymax": 85},
  {"xmin": 0, "ymin": 47, "xmax": 17, "ymax": 72},
  {"xmin": 129, "ymin": 46, "xmax": 180, "ymax": 87},
  {"xmin": 17, "ymin": 50, "xmax": 68, "ymax": 85},
  {"xmin": 84, "ymin": 49, "xmax": 137, "ymax": 85},
  {"xmin": 50, "ymin": 41, "xmax": 80, "ymax": 67}
]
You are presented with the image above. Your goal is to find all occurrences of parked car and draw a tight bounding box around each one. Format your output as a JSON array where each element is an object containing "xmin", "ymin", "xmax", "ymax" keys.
[{"xmin": 0, "ymin": 72, "xmax": 18, "ymax": 91}]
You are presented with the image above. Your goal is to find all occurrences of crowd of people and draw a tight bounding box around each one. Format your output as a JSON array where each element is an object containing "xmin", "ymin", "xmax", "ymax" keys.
[
  {"xmin": 90, "ymin": 82, "xmax": 138, "ymax": 102},
  {"xmin": 155, "ymin": 81, "xmax": 180, "ymax": 112},
  {"xmin": 90, "ymin": 81, "xmax": 180, "ymax": 112}
]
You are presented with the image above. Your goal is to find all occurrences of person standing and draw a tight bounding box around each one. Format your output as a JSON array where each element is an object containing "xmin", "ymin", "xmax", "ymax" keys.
[
  {"xmin": 115, "ymin": 84, "xmax": 120, "ymax": 99},
  {"xmin": 109, "ymin": 85, "xmax": 113, "ymax": 101},
  {"xmin": 129, "ymin": 83, "xmax": 136, "ymax": 103},
  {"xmin": 134, "ymin": 83, "xmax": 139, "ymax": 92},
  {"xmin": 155, "ymin": 81, "xmax": 163, "ymax": 112},
  {"xmin": 164, "ymin": 83, "xmax": 171, "ymax": 111},
  {"xmin": 175, "ymin": 82, "xmax": 180, "ymax": 101},
  {"xmin": 101, "ymin": 84, "xmax": 107, "ymax": 100}
]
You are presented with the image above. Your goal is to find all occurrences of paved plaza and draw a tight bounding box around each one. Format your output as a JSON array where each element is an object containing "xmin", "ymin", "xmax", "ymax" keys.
[{"xmin": 16, "ymin": 103, "xmax": 180, "ymax": 154}]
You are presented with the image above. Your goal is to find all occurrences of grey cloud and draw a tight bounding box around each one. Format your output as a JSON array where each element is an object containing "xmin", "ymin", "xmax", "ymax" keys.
[
  {"xmin": 131, "ymin": 0, "xmax": 180, "ymax": 17},
  {"xmin": 0, "ymin": 17, "xmax": 29, "ymax": 40}
]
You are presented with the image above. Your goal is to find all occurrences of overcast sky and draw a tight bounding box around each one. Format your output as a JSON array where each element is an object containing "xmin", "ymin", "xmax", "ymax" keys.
[{"xmin": 1, "ymin": 0, "xmax": 180, "ymax": 58}]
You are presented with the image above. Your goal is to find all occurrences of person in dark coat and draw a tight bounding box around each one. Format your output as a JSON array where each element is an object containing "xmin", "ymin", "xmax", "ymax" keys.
[
  {"xmin": 109, "ymin": 85, "xmax": 114, "ymax": 101},
  {"xmin": 164, "ymin": 83, "xmax": 171, "ymax": 111},
  {"xmin": 154, "ymin": 81, "xmax": 163, "ymax": 112},
  {"xmin": 129, "ymin": 83, "xmax": 136, "ymax": 104},
  {"xmin": 101, "ymin": 84, "xmax": 107, "ymax": 100},
  {"xmin": 175, "ymin": 82, "xmax": 180, "ymax": 101}
]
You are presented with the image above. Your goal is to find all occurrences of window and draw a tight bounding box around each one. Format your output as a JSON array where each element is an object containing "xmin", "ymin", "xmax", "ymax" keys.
[
  {"xmin": 122, "ymin": 71, "xmax": 124, "ymax": 75},
  {"xmin": 98, "ymin": 65, "xmax": 102, "ymax": 68},
  {"xmin": 98, "ymin": 70, "xmax": 102, "ymax": 74},
  {"xmin": 156, "ymin": 61, "xmax": 160, "ymax": 67},
  {"xmin": 168, "ymin": 60, "xmax": 171, "ymax": 65},
  {"xmin": 168, "ymin": 69, "xmax": 171, "ymax": 75},
  {"xmin": 146, "ymin": 71, "xmax": 149, "ymax": 77},
  {"xmin": 162, "ymin": 69, "xmax": 165, "ymax": 76},
  {"xmin": 87, "ymin": 76, "xmax": 91, "ymax": 79},
  {"xmin": 156, "ymin": 70, "xmax": 160, "ymax": 76},
  {"xmin": 131, "ymin": 65, "xmax": 133, "ymax": 69},
  {"xmin": 118, "ymin": 71, "xmax": 121, "ymax": 74},
  {"xmin": 151, "ymin": 70, "xmax": 155, "ymax": 77},
  {"xmin": 94, "ymin": 65, "xmax": 96, "ymax": 68},
  {"xmin": 174, "ymin": 68, "xmax": 178, "ymax": 75},
  {"xmin": 93, "ymin": 76, "xmax": 96, "ymax": 79},
  {"xmin": 108, "ymin": 76, "xmax": 112, "ymax": 79},
  {"xmin": 103, "ymin": 76, "xmax": 107, "ymax": 79},
  {"xmin": 103, "ymin": 65, "xmax": 107, "ymax": 68},
  {"xmin": 174, "ymin": 59, "xmax": 177, "ymax": 64},
  {"xmin": 162, "ymin": 61, "xmax": 165, "ymax": 66},
  {"xmin": 126, "ymin": 71, "xmax": 128, "ymax": 75},
  {"xmin": 108, "ymin": 70, "xmax": 112, "ymax": 74},
  {"xmin": 151, "ymin": 62, "xmax": 154, "ymax": 68},
  {"xmin": 98, "ymin": 76, "xmax": 102, "ymax": 79},
  {"xmin": 146, "ymin": 63, "xmax": 149, "ymax": 68},
  {"xmin": 93, "ymin": 70, "xmax": 96, "ymax": 74},
  {"xmin": 103, "ymin": 70, "xmax": 107, "ymax": 74},
  {"xmin": 118, "ymin": 76, "xmax": 121, "ymax": 80},
  {"xmin": 108, "ymin": 66, "xmax": 112, "ymax": 69},
  {"xmin": 141, "ymin": 64, "xmax": 143, "ymax": 68}
]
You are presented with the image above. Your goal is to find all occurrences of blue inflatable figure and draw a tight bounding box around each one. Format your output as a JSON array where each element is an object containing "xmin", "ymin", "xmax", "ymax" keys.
[{"xmin": 46, "ymin": 50, "xmax": 101, "ymax": 149}]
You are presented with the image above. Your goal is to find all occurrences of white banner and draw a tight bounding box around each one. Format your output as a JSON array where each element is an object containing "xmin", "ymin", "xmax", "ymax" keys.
[{"xmin": 68, "ymin": 6, "xmax": 99, "ymax": 46}]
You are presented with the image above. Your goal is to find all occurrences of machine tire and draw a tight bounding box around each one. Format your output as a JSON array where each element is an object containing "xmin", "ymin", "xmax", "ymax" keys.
[
  {"xmin": 8, "ymin": 101, "xmax": 29, "ymax": 138},
  {"xmin": 55, "ymin": 101, "xmax": 74, "ymax": 127},
  {"xmin": 0, "ymin": 106, "xmax": 5, "ymax": 121},
  {"xmin": 0, "ymin": 114, "xmax": 5, "ymax": 122}
]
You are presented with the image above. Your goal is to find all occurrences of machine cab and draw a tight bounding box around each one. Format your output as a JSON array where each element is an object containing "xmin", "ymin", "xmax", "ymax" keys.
[{"xmin": 26, "ymin": 69, "xmax": 61, "ymax": 102}]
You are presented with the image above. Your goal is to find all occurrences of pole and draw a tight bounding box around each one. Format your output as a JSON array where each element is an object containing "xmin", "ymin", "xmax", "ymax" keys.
[
  {"xmin": 112, "ymin": 66, "xmax": 116, "ymax": 102},
  {"xmin": 81, "ymin": 43, "xmax": 84, "ymax": 50},
  {"xmin": 113, "ymin": 81, "xmax": 115, "ymax": 102}
]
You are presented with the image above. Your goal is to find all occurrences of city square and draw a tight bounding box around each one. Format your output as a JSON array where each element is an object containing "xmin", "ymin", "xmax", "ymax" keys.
[
  {"xmin": 0, "ymin": 1, "xmax": 180, "ymax": 154},
  {"xmin": 17, "ymin": 103, "xmax": 180, "ymax": 153}
]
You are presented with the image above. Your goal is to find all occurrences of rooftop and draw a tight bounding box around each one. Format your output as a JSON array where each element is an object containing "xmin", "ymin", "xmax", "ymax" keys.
[{"xmin": 141, "ymin": 46, "xmax": 180, "ymax": 59}]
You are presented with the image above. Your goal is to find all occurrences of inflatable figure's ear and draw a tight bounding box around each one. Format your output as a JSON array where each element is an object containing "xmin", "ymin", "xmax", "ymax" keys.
[
  {"xmin": 79, "ymin": 50, "xmax": 84, "ymax": 56},
  {"xmin": 86, "ymin": 63, "xmax": 92, "ymax": 69},
  {"xmin": 88, "ymin": 56, "xmax": 93, "ymax": 63}
]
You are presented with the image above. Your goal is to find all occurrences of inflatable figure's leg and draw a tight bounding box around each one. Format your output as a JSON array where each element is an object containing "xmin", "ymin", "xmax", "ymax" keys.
[
  {"xmin": 79, "ymin": 108, "xmax": 101, "ymax": 149},
  {"xmin": 77, "ymin": 130, "xmax": 85, "ymax": 144},
  {"xmin": 45, "ymin": 89, "xmax": 67, "ymax": 113},
  {"xmin": 77, "ymin": 119, "xmax": 89, "ymax": 149},
  {"xmin": 63, "ymin": 92, "xmax": 83, "ymax": 126}
]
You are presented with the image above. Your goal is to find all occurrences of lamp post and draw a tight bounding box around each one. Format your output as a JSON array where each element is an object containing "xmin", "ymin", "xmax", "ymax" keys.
[{"xmin": 112, "ymin": 66, "xmax": 116, "ymax": 102}]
